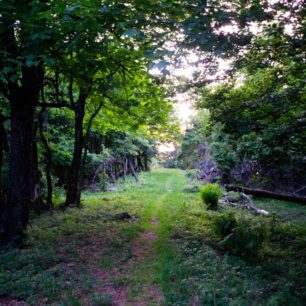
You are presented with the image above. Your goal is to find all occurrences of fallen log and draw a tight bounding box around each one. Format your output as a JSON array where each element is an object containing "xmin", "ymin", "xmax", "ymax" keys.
[
  {"xmin": 220, "ymin": 193, "xmax": 269, "ymax": 216},
  {"xmin": 225, "ymin": 184, "xmax": 306, "ymax": 205},
  {"xmin": 240, "ymin": 192, "xmax": 269, "ymax": 216}
]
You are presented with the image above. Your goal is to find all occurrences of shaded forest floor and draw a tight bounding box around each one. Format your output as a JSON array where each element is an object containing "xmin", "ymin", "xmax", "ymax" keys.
[{"xmin": 1, "ymin": 169, "xmax": 305, "ymax": 305}]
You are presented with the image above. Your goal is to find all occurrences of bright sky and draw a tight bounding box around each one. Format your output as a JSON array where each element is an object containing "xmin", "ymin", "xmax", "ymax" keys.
[
  {"xmin": 150, "ymin": 53, "xmax": 232, "ymax": 132},
  {"xmin": 175, "ymin": 94, "xmax": 196, "ymax": 126},
  {"xmin": 152, "ymin": 51, "xmax": 231, "ymax": 154},
  {"xmin": 167, "ymin": 55, "xmax": 233, "ymax": 133}
]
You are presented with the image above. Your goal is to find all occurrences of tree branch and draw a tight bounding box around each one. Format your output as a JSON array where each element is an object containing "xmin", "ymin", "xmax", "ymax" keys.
[{"xmin": 37, "ymin": 102, "xmax": 71, "ymax": 109}]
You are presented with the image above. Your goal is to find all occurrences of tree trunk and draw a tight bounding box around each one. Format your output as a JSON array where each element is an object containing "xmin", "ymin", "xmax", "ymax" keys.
[
  {"xmin": 31, "ymin": 122, "xmax": 44, "ymax": 214},
  {"xmin": 77, "ymin": 99, "xmax": 104, "ymax": 203},
  {"xmin": 0, "ymin": 114, "xmax": 8, "ymax": 223},
  {"xmin": 0, "ymin": 114, "xmax": 8, "ymax": 182},
  {"xmin": 114, "ymin": 163, "xmax": 118, "ymax": 179},
  {"xmin": 0, "ymin": 3, "xmax": 44, "ymax": 246},
  {"xmin": 65, "ymin": 94, "xmax": 86, "ymax": 207},
  {"xmin": 106, "ymin": 162, "xmax": 116, "ymax": 183},
  {"xmin": 129, "ymin": 157, "xmax": 138, "ymax": 181},
  {"xmin": 144, "ymin": 154, "xmax": 149, "ymax": 172},
  {"xmin": 123, "ymin": 157, "xmax": 128, "ymax": 177},
  {"xmin": 225, "ymin": 184, "xmax": 306, "ymax": 205},
  {"xmin": 38, "ymin": 109, "xmax": 53, "ymax": 209},
  {"xmin": 1, "ymin": 81, "xmax": 40, "ymax": 245},
  {"xmin": 77, "ymin": 147, "xmax": 88, "ymax": 204},
  {"xmin": 137, "ymin": 155, "xmax": 143, "ymax": 171}
]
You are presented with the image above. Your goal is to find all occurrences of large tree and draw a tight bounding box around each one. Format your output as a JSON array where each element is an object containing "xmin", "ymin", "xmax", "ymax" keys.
[
  {"xmin": 0, "ymin": 0, "xmax": 56, "ymax": 244},
  {"xmin": 0, "ymin": 0, "xmax": 188, "ymax": 245}
]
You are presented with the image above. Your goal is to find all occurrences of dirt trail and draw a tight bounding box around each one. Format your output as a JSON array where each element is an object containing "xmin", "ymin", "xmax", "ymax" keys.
[
  {"xmin": 91, "ymin": 218, "xmax": 164, "ymax": 306},
  {"xmin": 0, "ymin": 221, "xmax": 163, "ymax": 306},
  {"xmin": 0, "ymin": 169, "xmax": 187, "ymax": 306}
]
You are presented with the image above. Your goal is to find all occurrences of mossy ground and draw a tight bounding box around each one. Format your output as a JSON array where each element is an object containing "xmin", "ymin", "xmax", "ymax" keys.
[{"xmin": 0, "ymin": 168, "xmax": 305, "ymax": 305}]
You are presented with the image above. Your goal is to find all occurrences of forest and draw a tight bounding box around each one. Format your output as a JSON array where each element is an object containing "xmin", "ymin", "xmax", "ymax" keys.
[{"xmin": 0, "ymin": 0, "xmax": 305, "ymax": 305}]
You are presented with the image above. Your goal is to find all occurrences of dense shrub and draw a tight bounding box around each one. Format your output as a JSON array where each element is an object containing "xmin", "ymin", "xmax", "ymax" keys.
[
  {"xmin": 213, "ymin": 212, "xmax": 238, "ymax": 237},
  {"xmin": 213, "ymin": 213, "xmax": 270, "ymax": 256},
  {"xmin": 200, "ymin": 183, "xmax": 222, "ymax": 209}
]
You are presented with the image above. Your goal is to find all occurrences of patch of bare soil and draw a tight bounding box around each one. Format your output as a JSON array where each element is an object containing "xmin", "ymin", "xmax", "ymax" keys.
[
  {"xmin": 90, "ymin": 218, "xmax": 164, "ymax": 306},
  {"xmin": 0, "ymin": 221, "xmax": 164, "ymax": 306},
  {"xmin": 0, "ymin": 299, "xmax": 27, "ymax": 306}
]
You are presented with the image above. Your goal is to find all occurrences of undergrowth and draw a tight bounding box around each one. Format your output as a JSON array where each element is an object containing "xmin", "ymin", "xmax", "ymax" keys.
[
  {"xmin": 0, "ymin": 169, "xmax": 305, "ymax": 305},
  {"xmin": 0, "ymin": 192, "xmax": 143, "ymax": 305},
  {"xmin": 159, "ymin": 179, "xmax": 306, "ymax": 305}
]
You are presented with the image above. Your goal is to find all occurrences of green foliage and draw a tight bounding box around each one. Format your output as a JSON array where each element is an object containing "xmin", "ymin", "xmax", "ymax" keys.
[
  {"xmin": 213, "ymin": 212, "xmax": 239, "ymax": 237},
  {"xmin": 194, "ymin": 8, "xmax": 306, "ymax": 188},
  {"xmin": 183, "ymin": 180, "xmax": 202, "ymax": 193},
  {"xmin": 175, "ymin": 110, "xmax": 210, "ymax": 170},
  {"xmin": 0, "ymin": 169, "xmax": 305, "ymax": 305},
  {"xmin": 0, "ymin": 247, "xmax": 65, "ymax": 302},
  {"xmin": 96, "ymin": 167, "xmax": 109, "ymax": 192},
  {"xmin": 167, "ymin": 1, "xmax": 305, "ymax": 190},
  {"xmin": 155, "ymin": 170, "xmax": 306, "ymax": 305},
  {"xmin": 208, "ymin": 124, "xmax": 239, "ymax": 175},
  {"xmin": 0, "ymin": 192, "xmax": 143, "ymax": 304},
  {"xmin": 213, "ymin": 213, "xmax": 270, "ymax": 256},
  {"xmin": 185, "ymin": 169, "xmax": 200, "ymax": 179},
  {"xmin": 0, "ymin": 0, "xmax": 305, "ymax": 301},
  {"xmin": 0, "ymin": 0, "xmax": 183, "ymax": 216},
  {"xmin": 200, "ymin": 183, "xmax": 222, "ymax": 209},
  {"xmin": 226, "ymin": 191, "xmax": 242, "ymax": 202}
]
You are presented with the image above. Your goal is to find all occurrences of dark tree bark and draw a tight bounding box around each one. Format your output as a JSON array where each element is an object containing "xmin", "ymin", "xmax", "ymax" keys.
[
  {"xmin": 0, "ymin": 0, "xmax": 49, "ymax": 246},
  {"xmin": 1, "ymin": 66, "xmax": 43, "ymax": 245},
  {"xmin": 144, "ymin": 154, "xmax": 149, "ymax": 172},
  {"xmin": 106, "ymin": 161, "xmax": 116, "ymax": 183},
  {"xmin": 137, "ymin": 155, "xmax": 144, "ymax": 171},
  {"xmin": 0, "ymin": 114, "xmax": 8, "ymax": 181},
  {"xmin": 0, "ymin": 113, "xmax": 9, "ymax": 227},
  {"xmin": 65, "ymin": 89, "xmax": 87, "ymax": 207},
  {"xmin": 114, "ymin": 163, "xmax": 118, "ymax": 179},
  {"xmin": 77, "ymin": 147, "xmax": 88, "ymax": 203},
  {"xmin": 123, "ymin": 157, "xmax": 128, "ymax": 177},
  {"xmin": 129, "ymin": 156, "xmax": 138, "ymax": 181},
  {"xmin": 38, "ymin": 107, "xmax": 53, "ymax": 209},
  {"xmin": 31, "ymin": 121, "xmax": 45, "ymax": 214}
]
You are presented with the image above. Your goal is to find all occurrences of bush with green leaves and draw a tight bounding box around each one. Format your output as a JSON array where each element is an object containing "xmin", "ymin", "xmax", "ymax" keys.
[
  {"xmin": 200, "ymin": 183, "xmax": 222, "ymax": 209},
  {"xmin": 213, "ymin": 213, "xmax": 270, "ymax": 256},
  {"xmin": 213, "ymin": 212, "xmax": 238, "ymax": 237}
]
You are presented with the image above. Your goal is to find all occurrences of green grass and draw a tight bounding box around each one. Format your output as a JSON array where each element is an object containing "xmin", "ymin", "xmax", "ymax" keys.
[
  {"xmin": 254, "ymin": 197, "xmax": 306, "ymax": 221},
  {"xmin": 0, "ymin": 168, "xmax": 305, "ymax": 305}
]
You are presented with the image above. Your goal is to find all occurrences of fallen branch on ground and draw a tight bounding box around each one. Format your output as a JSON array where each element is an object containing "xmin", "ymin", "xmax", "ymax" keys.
[
  {"xmin": 240, "ymin": 192, "xmax": 269, "ymax": 216},
  {"xmin": 220, "ymin": 192, "xmax": 269, "ymax": 216}
]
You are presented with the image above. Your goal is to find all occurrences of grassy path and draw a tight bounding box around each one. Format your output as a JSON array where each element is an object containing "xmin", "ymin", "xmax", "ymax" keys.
[
  {"xmin": 0, "ymin": 168, "xmax": 190, "ymax": 306},
  {"xmin": 1, "ymin": 168, "xmax": 305, "ymax": 305},
  {"xmin": 100, "ymin": 168, "xmax": 188, "ymax": 305}
]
